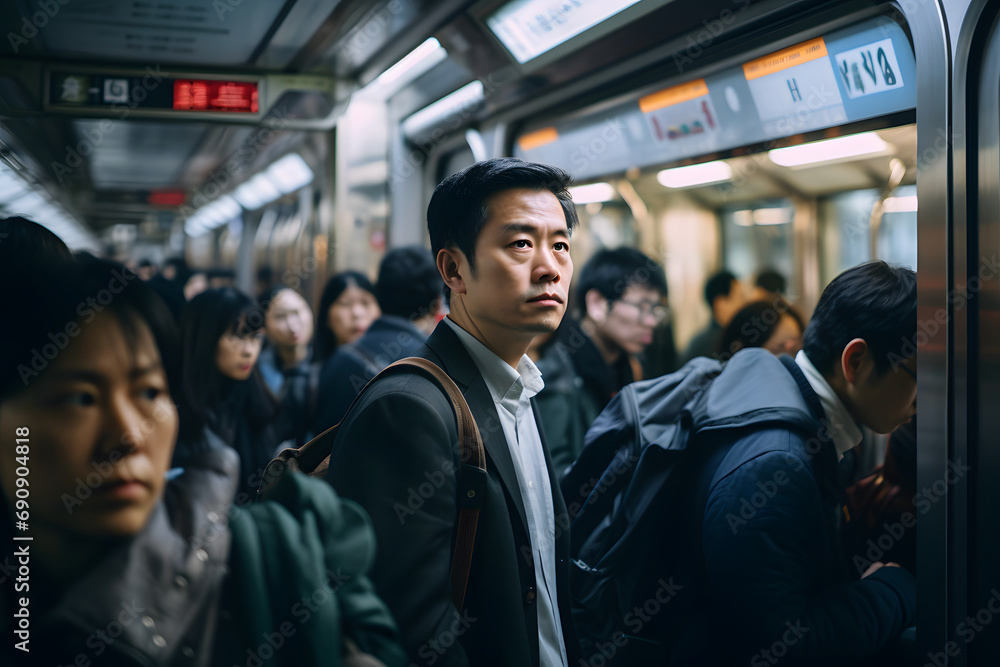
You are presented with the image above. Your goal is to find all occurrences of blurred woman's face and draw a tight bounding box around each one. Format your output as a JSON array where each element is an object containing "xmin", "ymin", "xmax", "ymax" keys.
[
  {"xmin": 326, "ymin": 284, "xmax": 380, "ymax": 347},
  {"xmin": 763, "ymin": 314, "xmax": 804, "ymax": 357},
  {"xmin": 215, "ymin": 326, "xmax": 263, "ymax": 381},
  {"xmin": 0, "ymin": 312, "xmax": 177, "ymax": 539},
  {"xmin": 265, "ymin": 289, "xmax": 314, "ymax": 349}
]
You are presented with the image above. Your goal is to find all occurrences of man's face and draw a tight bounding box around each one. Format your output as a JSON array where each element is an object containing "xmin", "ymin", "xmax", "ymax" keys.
[
  {"xmin": 844, "ymin": 349, "xmax": 918, "ymax": 434},
  {"xmin": 0, "ymin": 312, "xmax": 177, "ymax": 540},
  {"xmin": 460, "ymin": 188, "xmax": 573, "ymax": 338},
  {"xmin": 594, "ymin": 285, "xmax": 665, "ymax": 356},
  {"xmin": 265, "ymin": 288, "xmax": 314, "ymax": 349}
]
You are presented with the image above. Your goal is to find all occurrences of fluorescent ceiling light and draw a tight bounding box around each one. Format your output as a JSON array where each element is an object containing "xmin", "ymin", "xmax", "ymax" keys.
[
  {"xmin": 569, "ymin": 182, "xmax": 616, "ymax": 204},
  {"xmin": 752, "ymin": 208, "xmax": 791, "ymax": 225},
  {"xmin": 233, "ymin": 173, "xmax": 281, "ymax": 210},
  {"xmin": 733, "ymin": 210, "xmax": 754, "ymax": 227},
  {"xmin": 657, "ymin": 161, "xmax": 733, "ymax": 189},
  {"xmin": 487, "ymin": 0, "xmax": 642, "ymax": 64},
  {"xmin": 185, "ymin": 195, "xmax": 240, "ymax": 236},
  {"xmin": 266, "ymin": 154, "xmax": 314, "ymax": 194},
  {"xmin": 377, "ymin": 38, "xmax": 447, "ymax": 86},
  {"xmin": 882, "ymin": 195, "xmax": 918, "ymax": 213},
  {"xmin": 402, "ymin": 81, "xmax": 485, "ymax": 138},
  {"xmin": 0, "ymin": 173, "xmax": 29, "ymax": 202},
  {"xmin": 768, "ymin": 132, "xmax": 890, "ymax": 168}
]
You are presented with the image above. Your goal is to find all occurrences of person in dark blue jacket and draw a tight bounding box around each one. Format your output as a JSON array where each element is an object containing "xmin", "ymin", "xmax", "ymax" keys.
[
  {"xmin": 661, "ymin": 260, "xmax": 918, "ymax": 666},
  {"xmin": 315, "ymin": 245, "xmax": 442, "ymax": 431}
]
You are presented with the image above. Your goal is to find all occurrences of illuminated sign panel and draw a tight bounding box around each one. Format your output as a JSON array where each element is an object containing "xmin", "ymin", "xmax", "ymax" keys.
[
  {"xmin": 173, "ymin": 80, "xmax": 258, "ymax": 113},
  {"xmin": 512, "ymin": 15, "xmax": 916, "ymax": 181},
  {"xmin": 486, "ymin": 0, "xmax": 642, "ymax": 64},
  {"xmin": 49, "ymin": 72, "xmax": 260, "ymax": 115}
]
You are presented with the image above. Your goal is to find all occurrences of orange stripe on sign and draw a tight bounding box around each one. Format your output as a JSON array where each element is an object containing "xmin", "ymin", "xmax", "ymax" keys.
[
  {"xmin": 518, "ymin": 127, "xmax": 559, "ymax": 151},
  {"xmin": 742, "ymin": 37, "xmax": 828, "ymax": 81},
  {"xmin": 638, "ymin": 79, "xmax": 709, "ymax": 113}
]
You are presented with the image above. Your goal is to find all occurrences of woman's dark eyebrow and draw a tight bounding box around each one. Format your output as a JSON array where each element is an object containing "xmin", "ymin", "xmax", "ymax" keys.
[{"xmin": 46, "ymin": 363, "xmax": 163, "ymax": 383}]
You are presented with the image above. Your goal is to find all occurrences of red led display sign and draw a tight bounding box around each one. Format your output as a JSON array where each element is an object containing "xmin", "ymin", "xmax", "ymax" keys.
[{"xmin": 173, "ymin": 80, "xmax": 259, "ymax": 113}]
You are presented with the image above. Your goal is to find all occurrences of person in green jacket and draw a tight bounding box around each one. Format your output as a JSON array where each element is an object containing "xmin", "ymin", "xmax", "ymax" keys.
[{"xmin": 0, "ymin": 245, "xmax": 405, "ymax": 666}]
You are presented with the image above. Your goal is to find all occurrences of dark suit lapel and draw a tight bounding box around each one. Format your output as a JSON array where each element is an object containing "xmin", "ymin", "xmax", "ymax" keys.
[{"xmin": 423, "ymin": 321, "xmax": 529, "ymax": 533}]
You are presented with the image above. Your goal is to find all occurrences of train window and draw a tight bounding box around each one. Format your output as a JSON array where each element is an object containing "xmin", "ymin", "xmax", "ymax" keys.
[
  {"xmin": 722, "ymin": 200, "xmax": 795, "ymax": 299},
  {"xmin": 818, "ymin": 182, "xmax": 917, "ymax": 286}
]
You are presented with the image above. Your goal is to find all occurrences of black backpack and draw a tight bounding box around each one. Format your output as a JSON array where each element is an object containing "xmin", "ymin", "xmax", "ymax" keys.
[
  {"xmin": 560, "ymin": 357, "xmax": 723, "ymax": 664},
  {"xmin": 561, "ymin": 354, "xmax": 825, "ymax": 665}
]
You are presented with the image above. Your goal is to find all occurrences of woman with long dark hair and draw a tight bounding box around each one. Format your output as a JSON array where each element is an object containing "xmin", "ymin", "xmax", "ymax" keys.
[
  {"xmin": 0, "ymin": 253, "xmax": 405, "ymax": 666},
  {"xmin": 315, "ymin": 271, "xmax": 381, "ymax": 362},
  {"xmin": 176, "ymin": 287, "xmax": 281, "ymax": 497}
]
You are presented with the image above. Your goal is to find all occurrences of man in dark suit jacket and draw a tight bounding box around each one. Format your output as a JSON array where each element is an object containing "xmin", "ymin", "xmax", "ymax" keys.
[
  {"xmin": 327, "ymin": 158, "xmax": 581, "ymax": 667},
  {"xmin": 315, "ymin": 245, "xmax": 442, "ymax": 431}
]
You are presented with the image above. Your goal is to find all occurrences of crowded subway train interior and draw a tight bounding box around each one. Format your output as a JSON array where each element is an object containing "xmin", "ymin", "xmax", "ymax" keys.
[{"xmin": 1, "ymin": 0, "xmax": 999, "ymax": 663}]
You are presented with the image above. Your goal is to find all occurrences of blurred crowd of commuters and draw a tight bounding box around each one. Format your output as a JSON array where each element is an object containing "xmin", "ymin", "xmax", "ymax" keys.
[{"xmin": 0, "ymin": 155, "xmax": 917, "ymax": 667}]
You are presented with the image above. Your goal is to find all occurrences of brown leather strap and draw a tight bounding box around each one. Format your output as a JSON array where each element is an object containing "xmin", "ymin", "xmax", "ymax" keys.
[{"xmin": 381, "ymin": 358, "xmax": 486, "ymax": 612}]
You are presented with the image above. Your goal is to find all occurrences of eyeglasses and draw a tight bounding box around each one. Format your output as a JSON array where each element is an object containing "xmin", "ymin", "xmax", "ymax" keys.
[{"xmin": 614, "ymin": 299, "xmax": 669, "ymax": 323}]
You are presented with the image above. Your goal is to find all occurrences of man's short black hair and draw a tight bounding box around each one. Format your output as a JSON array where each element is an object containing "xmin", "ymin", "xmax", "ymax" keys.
[
  {"xmin": 755, "ymin": 269, "xmax": 787, "ymax": 294},
  {"xmin": 427, "ymin": 157, "xmax": 578, "ymax": 302},
  {"xmin": 705, "ymin": 270, "xmax": 738, "ymax": 307},
  {"xmin": 574, "ymin": 247, "xmax": 667, "ymax": 314},
  {"xmin": 376, "ymin": 245, "xmax": 442, "ymax": 320},
  {"xmin": 802, "ymin": 260, "xmax": 916, "ymax": 376}
]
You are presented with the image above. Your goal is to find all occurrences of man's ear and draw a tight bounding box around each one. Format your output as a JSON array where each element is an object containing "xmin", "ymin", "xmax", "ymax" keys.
[
  {"xmin": 437, "ymin": 248, "xmax": 467, "ymax": 297},
  {"xmin": 841, "ymin": 338, "xmax": 869, "ymax": 384},
  {"xmin": 585, "ymin": 289, "xmax": 609, "ymax": 322}
]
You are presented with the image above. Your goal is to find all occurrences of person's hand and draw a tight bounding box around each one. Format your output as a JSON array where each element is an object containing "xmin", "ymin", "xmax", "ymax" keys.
[{"xmin": 861, "ymin": 561, "xmax": 901, "ymax": 578}]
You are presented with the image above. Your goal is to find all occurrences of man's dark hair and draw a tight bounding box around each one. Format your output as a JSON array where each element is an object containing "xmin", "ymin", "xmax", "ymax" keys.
[
  {"xmin": 755, "ymin": 269, "xmax": 787, "ymax": 294},
  {"xmin": 427, "ymin": 157, "xmax": 578, "ymax": 302},
  {"xmin": 376, "ymin": 245, "xmax": 442, "ymax": 320},
  {"xmin": 574, "ymin": 247, "xmax": 667, "ymax": 314},
  {"xmin": 802, "ymin": 260, "xmax": 916, "ymax": 376},
  {"xmin": 704, "ymin": 270, "xmax": 738, "ymax": 307}
]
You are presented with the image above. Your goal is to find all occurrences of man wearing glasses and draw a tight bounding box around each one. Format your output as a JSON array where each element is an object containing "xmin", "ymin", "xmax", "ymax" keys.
[{"xmin": 532, "ymin": 247, "xmax": 668, "ymax": 477}]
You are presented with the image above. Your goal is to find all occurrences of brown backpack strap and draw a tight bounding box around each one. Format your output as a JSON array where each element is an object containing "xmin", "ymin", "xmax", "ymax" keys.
[
  {"xmin": 382, "ymin": 358, "xmax": 486, "ymax": 612},
  {"xmin": 260, "ymin": 357, "xmax": 487, "ymax": 613}
]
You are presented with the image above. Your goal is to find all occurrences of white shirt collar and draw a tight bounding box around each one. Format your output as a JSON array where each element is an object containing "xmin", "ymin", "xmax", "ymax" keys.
[
  {"xmin": 443, "ymin": 317, "xmax": 544, "ymax": 415},
  {"xmin": 795, "ymin": 350, "xmax": 863, "ymax": 459}
]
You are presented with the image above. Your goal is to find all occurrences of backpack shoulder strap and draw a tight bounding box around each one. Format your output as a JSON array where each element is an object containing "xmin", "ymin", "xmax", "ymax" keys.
[
  {"xmin": 260, "ymin": 356, "xmax": 486, "ymax": 613},
  {"xmin": 381, "ymin": 357, "xmax": 486, "ymax": 612}
]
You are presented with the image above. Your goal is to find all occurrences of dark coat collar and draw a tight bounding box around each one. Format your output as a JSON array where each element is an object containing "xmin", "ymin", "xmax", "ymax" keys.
[{"xmin": 422, "ymin": 319, "xmax": 529, "ymax": 532}]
